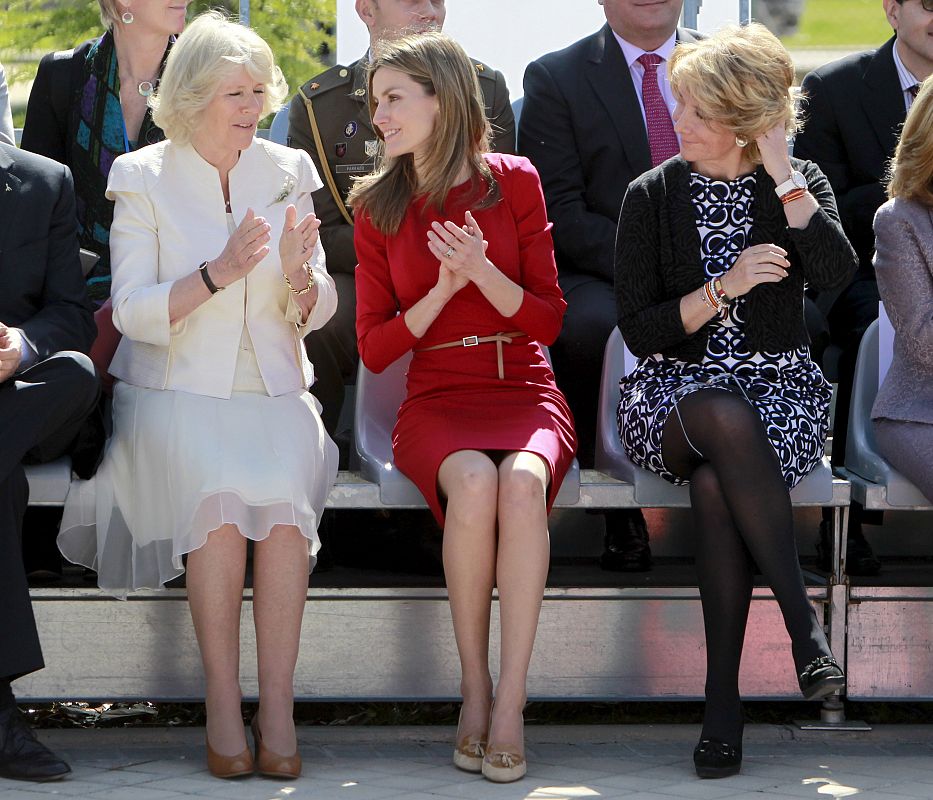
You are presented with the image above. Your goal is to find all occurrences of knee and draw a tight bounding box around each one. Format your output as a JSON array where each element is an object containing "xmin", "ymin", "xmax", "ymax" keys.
[
  {"xmin": 498, "ymin": 463, "xmax": 547, "ymax": 513},
  {"xmin": 689, "ymin": 463, "xmax": 721, "ymax": 498},
  {"xmin": 558, "ymin": 283, "xmax": 615, "ymax": 362},
  {"xmin": 48, "ymin": 351, "xmax": 100, "ymax": 412},
  {"xmin": 446, "ymin": 460, "xmax": 499, "ymax": 508},
  {"xmin": 700, "ymin": 393, "xmax": 762, "ymax": 443}
]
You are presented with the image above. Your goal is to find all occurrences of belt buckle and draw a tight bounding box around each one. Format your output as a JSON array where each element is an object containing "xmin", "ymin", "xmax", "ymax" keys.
[{"xmin": 462, "ymin": 335, "xmax": 479, "ymax": 347}]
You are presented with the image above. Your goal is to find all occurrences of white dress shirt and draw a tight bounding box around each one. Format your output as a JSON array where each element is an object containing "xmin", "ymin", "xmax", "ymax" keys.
[{"xmin": 611, "ymin": 31, "xmax": 679, "ymax": 134}]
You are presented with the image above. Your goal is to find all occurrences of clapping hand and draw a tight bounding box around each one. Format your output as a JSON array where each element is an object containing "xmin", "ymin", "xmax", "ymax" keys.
[
  {"xmin": 0, "ymin": 324, "xmax": 24, "ymax": 382},
  {"xmin": 427, "ymin": 210, "xmax": 490, "ymax": 285},
  {"xmin": 279, "ymin": 204, "xmax": 321, "ymax": 276},
  {"xmin": 210, "ymin": 208, "xmax": 271, "ymax": 287}
]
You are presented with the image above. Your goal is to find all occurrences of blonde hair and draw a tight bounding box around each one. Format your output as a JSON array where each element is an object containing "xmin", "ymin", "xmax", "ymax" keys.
[
  {"xmin": 669, "ymin": 23, "xmax": 797, "ymax": 164},
  {"xmin": 98, "ymin": 0, "xmax": 120, "ymax": 29},
  {"xmin": 347, "ymin": 31, "xmax": 498, "ymax": 235},
  {"xmin": 150, "ymin": 10, "xmax": 287, "ymax": 145},
  {"xmin": 887, "ymin": 78, "xmax": 933, "ymax": 206}
]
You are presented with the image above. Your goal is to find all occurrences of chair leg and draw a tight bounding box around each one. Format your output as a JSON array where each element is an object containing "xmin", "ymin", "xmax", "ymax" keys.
[{"xmin": 833, "ymin": 505, "xmax": 850, "ymax": 585}]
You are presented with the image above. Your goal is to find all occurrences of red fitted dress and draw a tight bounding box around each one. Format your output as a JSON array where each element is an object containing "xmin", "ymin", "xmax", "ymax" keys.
[{"xmin": 355, "ymin": 154, "xmax": 577, "ymax": 525}]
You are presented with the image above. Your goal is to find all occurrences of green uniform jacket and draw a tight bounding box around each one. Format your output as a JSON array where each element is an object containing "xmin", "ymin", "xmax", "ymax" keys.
[{"xmin": 287, "ymin": 54, "xmax": 515, "ymax": 275}]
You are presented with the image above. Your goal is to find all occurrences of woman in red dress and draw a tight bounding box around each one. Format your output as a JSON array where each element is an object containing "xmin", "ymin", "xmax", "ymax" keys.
[{"xmin": 350, "ymin": 31, "xmax": 576, "ymax": 784}]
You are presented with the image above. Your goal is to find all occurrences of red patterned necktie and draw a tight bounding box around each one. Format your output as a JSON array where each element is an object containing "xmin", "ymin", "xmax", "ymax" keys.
[
  {"xmin": 909, "ymin": 83, "xmax": 920, "ymax": 99},
  {"xmin": 638, "ymin": 53, "xmax": 679, "ymax": 167}
]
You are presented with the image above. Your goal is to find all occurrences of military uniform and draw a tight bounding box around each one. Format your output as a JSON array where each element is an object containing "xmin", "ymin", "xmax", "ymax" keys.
[{"xmin": 287, "ymin": 55, "xmax": 514, "ymax": 439}]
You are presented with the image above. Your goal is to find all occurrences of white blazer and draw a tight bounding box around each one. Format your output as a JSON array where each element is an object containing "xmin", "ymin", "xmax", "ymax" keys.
[{"xmin": 106, "ymin": 138, "xmax": 337, "ymax": 399}]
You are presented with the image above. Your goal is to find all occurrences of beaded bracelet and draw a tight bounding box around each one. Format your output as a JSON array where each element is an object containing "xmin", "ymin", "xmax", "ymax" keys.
[{"xmin": 712, "ymin": 276, "xmax": 731, "ymax": 305}]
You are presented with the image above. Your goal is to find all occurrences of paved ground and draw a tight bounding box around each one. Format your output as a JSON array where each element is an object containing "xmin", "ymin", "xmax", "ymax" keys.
[{"xmin": 1, "ymin": 723, "xmax": 932, "ymax": 799}]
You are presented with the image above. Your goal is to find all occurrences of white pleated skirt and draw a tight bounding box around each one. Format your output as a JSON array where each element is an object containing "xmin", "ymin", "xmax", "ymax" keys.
[{"xmin": 58, "ymin": 380, "xmax": 339, "ymax": 598}]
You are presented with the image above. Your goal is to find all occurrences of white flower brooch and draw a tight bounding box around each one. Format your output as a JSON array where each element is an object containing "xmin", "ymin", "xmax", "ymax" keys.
[{"xmin": 269, "ymin": 176, "xmax": 296, "ymax": 207}]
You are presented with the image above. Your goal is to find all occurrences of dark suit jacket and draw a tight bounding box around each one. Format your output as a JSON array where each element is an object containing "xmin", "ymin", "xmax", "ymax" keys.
[
  {"xmin": 616, "ymin": 157, "xmax": 857, "ymax": 362},
  {"xmin": 0, "ymin": 143, "xmax": 95, "ymax": 359},
  {"xmin": 518, "ymin": 24, "xmax": 699, "ymax": 285},
  {"xmin": 288, "ymin": 54, "xmax": 515, "ymax": 276},
  {"xmin": 793, "ymin": 37, "xmax": 905, "ymax": 283}
]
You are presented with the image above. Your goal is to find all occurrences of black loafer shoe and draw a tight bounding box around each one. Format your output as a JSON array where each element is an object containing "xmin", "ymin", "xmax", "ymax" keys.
[
  {"xmin": 816, "ymin": 521, "xmax": 881, "ymax": 577},
  {"xmin": 845, "ymin": 533, "xmax": 882, "ymax": 577},
  {"xmin": 0, "ymin": 708, "xmax": 71, "ymax": 782},
  {"xmin": 799, "ymin": 656, "xmax": 846, "ymax": 701},
  {"xmin": 693, "ymin": 738, "xmax": 741, "ymax": 779},
  {"xmin": 600, "ymin": 510, "xmax": 652, "ymax": 572}
]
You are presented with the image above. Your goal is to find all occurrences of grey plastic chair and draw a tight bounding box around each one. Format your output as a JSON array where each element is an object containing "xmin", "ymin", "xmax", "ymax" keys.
[
  {"xmin": 844, "ymin": 319, "xmax": 931, "ymax": 508},
  {"xmin": 25, "ymin": 459, "xmax": 72, "ymax": 506},
  {"xmin": 354, "ymin": 344, "xmax": 580, "ymax": 506},
  {"xmin": 268, "ymin": 105, "xmax": 290, "ymax": 146},
  {"xmin": 511, "ymin": 97, "xmax": 523, "ymax": 132},
  {"xmin": 79, "ymin": 248, "xmax": 99, "ymax": 278},
  {"xmin": 595, "ymin": 326, "xmax": 836, "ymax": 506}
]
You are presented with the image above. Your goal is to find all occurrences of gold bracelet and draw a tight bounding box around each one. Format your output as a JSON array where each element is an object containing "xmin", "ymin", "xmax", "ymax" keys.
[{"xmin": 283, "ymin": 262, "xmax": 315, "ymax": 296}]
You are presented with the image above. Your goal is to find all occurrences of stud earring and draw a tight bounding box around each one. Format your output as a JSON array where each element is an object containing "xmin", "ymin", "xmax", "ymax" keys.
[
  {"xmin": 735, "ymin": 134, "xmax": 748, "ymax": 148},
  {"xmin": 122, "ymin": 10, "xmax": 134, "ymax": 23}
]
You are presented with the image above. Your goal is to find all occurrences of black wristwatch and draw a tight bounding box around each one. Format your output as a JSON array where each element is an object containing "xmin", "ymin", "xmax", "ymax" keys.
[{"xmin": 198, "ymin": 261, "xmax": 224, "ymax": 294}]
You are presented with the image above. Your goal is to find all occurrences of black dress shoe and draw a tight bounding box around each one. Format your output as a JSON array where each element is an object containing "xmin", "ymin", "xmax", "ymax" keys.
[
  {"xmin": 816, "ymin": 521, "xmax": 881, "ymax": 577},
  {"xmin": 798, "ymin": 655, "xmax": 846, "ymax": 701},
  {"xmin": 693, "ymin": 738, "xmax": 741, "ymax": 779},
  {"xmin": 600, "ymin": 510, "xmax": 652, "ymax": 572},
  {"xmin": 0, "ymin": 707, "xmax": 71, "ymax": 782}
]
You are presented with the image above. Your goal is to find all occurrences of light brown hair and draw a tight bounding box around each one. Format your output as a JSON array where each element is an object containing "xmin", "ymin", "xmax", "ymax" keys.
[
  {"xmin": 887, "ymin": 78, "xmax": 933, "ymax": 206},
  {"xmin": 98, "ymin": 0, "xmax": 121, "ymax": 29},
  {"xmin": 346, "ymin": 31, "xmax": 498, "ymax": 235},
  {"xmin": 669, "ymin": 23, "xmax": 798, "ymax": 165}
]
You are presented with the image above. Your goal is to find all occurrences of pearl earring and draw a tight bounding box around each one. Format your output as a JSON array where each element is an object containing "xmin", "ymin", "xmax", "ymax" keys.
[
  {"xmin": 735, "ymin": 135, "xmax": 748, "ymax": 148},
  {"xmin": 122, "ymin": 10, "xmax": 134, "ymax": 24}
]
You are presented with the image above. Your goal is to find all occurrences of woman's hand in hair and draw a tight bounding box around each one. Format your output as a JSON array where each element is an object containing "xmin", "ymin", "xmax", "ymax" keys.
[
  {"xmin": 720, "ymin": 243, "xmax": 790, "ymax": 299},
  {"xmin": 426, "ymin": 211, "xmax": 491, "ymax": 285},
  {"xmin": 756, "ymin": 122, "xmax": 793, "ymax": 186}
]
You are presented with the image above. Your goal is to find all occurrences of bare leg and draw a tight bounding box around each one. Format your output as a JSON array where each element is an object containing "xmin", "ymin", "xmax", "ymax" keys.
[
  {"xmin": 252, "ymin": 524, "xmax": 309, "ymax": 756},
  {"xmin": 438, "ymin": 450, "xmax": 499, "ymax": 739},
  {"xmin": 488, "ymin": 451, "xmax": 550, "ymax": 754},
  {"xmin": 186, "ymin": 524, "xmax": 248, "ymax": 756}
]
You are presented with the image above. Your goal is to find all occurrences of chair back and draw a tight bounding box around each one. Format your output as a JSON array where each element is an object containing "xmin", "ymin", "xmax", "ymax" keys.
[
  {"xmin": 845, "ymin": 319, "xmax": 881, "ymax": 481},
  {"xmin": 354, "ymin": 350, "xmax": 427, "ymax": 505},
  {"xmin": 269, "ymin": 106, "xmax": 289, "ymax": 145},
  {"xmin": 511, "ymin": 96, "xmax": 524, "ymax": 131}
]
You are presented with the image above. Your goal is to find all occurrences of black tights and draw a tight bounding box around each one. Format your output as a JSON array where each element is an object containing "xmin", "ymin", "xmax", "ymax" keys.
[{"xmin": 662, "ymin": 389, "xmax": 832, "ymax": 745}]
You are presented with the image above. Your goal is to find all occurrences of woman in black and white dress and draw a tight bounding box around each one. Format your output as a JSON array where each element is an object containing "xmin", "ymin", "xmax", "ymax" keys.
[{"xmin": 615, "ymin": 24, "xmax": 856, "ymax": 779}]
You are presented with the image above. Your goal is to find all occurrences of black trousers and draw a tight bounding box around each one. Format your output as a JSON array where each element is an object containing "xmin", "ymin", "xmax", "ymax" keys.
[
  {"xmin": 551, "ymin": 274, "xmax": 616, "ymax": 468},
  {"xmin": 827, "ymin": 278, "xmax": 880, "ymax": 468},
  {"xmin": 0, "ymin": 352, "xmax": 99, "ymax": 682},
  {"xmin": 304, "ymin": 272, "xmax": 358, "ymax": 440}
]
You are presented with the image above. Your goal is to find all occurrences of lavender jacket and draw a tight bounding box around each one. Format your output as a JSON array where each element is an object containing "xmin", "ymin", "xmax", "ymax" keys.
[{"xmin": 871, "ymin": 197, "xmax": 933, "ymax": 424}]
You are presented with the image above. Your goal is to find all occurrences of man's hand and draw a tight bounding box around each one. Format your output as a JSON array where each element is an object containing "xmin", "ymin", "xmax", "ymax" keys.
[{"xmin": 0, "ymin": 324, "xmax": 25, "ymax": 382}]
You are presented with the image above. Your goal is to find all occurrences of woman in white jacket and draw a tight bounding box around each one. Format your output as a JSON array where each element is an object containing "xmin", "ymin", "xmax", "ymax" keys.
[{"xmin": 58, "ymin": 12, "xmax": 337, "ymax": 780}]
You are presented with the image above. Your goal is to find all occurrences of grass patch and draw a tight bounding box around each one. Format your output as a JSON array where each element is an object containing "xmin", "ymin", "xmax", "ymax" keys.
[{"xmin": 782, "ymin": 0, "xmax": 891, "ymax": 49}]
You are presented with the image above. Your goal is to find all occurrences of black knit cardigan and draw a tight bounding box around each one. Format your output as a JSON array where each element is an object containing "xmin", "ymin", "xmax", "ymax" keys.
[{"xmin": 614, "ymin": 156, "xmax": 857, "ymax": 362}]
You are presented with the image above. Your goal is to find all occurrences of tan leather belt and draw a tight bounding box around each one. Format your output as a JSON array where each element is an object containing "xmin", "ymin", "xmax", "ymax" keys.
[{"xmin": 417, "ymin": 331, "xmax": 525, "ymax": 379}]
